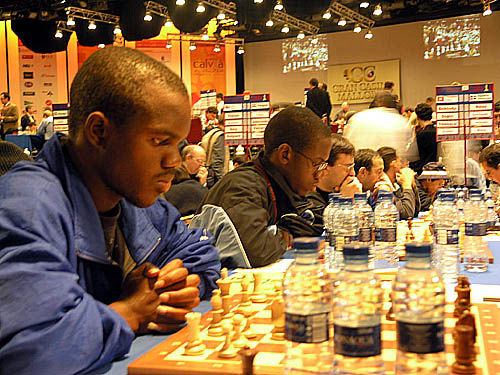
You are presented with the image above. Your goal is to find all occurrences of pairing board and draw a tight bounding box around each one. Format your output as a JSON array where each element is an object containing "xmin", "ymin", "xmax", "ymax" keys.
[{"xmin": 128, "ymin": 274, "xmax": 500, "ymax": 375}]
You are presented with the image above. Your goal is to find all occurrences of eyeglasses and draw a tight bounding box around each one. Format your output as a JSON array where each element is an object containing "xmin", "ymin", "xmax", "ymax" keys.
[
  {"xmin": 194, "ymin": 158, "xmax": 206, "ymax": 167},
  {"xmin": 294, "ymin": 149, "xmax": 328, "ymax": 172},
  {"xmin": 335, "ymin": 162, "xmax": 355, "ymax": 170}
]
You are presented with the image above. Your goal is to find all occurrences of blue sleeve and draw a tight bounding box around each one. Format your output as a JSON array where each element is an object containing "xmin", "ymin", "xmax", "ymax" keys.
[
  {"xmin": 146, "ymin": 199, "xmax": 221, "ymax": 300},
  {"xmin": 0, "ymin": 176, "xmax": 134, "ymax": 375}
]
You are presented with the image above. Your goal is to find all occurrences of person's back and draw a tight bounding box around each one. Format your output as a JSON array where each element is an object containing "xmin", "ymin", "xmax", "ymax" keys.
[
  {"xmin": 38, "ymin": 110, "xmax": 54, "ymax": 141},
  {"xmin": 306, "ymin": 78, "xmax": 331, "ymax": 119}
]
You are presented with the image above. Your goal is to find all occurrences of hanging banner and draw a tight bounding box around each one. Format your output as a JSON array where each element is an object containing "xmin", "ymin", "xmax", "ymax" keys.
[
  {"xmin": 190, "ymin": 44, "xmax": 226, "ymax": 105},
  {"xmin": 327, "ymin": 59, "xmax": 400, "ymax": 105},
  {"xmin": 18, "ymin": 41, "xmax": 59, "ymax": 119},
  {"xmin": 135, "ymin": 39, "xmax": 172, "ymax": 66}
]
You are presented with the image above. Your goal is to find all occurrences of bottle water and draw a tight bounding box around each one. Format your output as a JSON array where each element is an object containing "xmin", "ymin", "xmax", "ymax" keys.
[
  {"xmin": 456, "ymin": 189, "xmax": 465, "ymax": 224},
  {"xmin": 333, "ymin": 197, "xmax": 359, "ymax": 270},
  {"xmin": 374, "ymin": 192, "xmax": 399, "ymax": 264},
  {"xmin": 393, "ymin": 242, "xmax": 447, "ymax": 375},
  {"xmin": 354, "ymin": 193, "xmax": 374, "ymax": 266},
  {"xmin": 485, "ymin": 188, "xmax": 497, "ymax": 227},
  {"xmin": 324, "ymin": 193, "xmax": 341, "ymax": 270},
  {"xmin": 434, "ymin": 192, "xmax": 460, "ymax": 284},
  {"xmin": 333, "ymin": 243, "xmax": 384, "ymax": 374},
  {"xmin": 463, "ymin": 189, "xmax": 489, "ymax": 272},
  {"xmin": 283, "ymin": 238, "xmax": 333, "ymax": 375}
]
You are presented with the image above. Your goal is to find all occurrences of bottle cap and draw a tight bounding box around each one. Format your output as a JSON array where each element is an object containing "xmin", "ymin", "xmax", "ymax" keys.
[
  {"xmin": 293, "ymin": 237, "xmax": 320, "ymax": 253},
  {"xmin": 343, "ymin": 243, "xmax": 369, "ymax": 258},
  {"xmin": 405, "ymin": 242, "xmax": 432, "ymax": 257}
]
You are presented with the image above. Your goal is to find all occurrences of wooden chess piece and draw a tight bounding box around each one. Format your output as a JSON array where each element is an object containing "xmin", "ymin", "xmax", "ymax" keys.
[
  {"xmin": 184, "ymin": 312, "xmax": 206, "ymax": 355},
  {"xmin": 239, "ymin": 346, "xmax": 258, "ymax": 375},
  {"xmin": 386, "ymin": 292, "xmax": 396, "ymax": 321},
  {"xmin": 208, "ymin": 289, "xmax": 224, "ymax": 337},
  {"xmin": 231, "ymin": 314, "xmax": 248, "ymax": 348},
  {"xmin": 457, "ymin": 310, "xmax": 477, "ymax": 344},
  {"xmin": 251, "ymin": 273, "xmax": 267, "ymax": 303},
  {"xmin": 271, "ymin": 298, "xmax": 285, "ymax": 341},
  {"xmin": 219, "ymin": 321, "xmax": 238, "ymax": 358},
  {"xmin": 451, "ymin": 325, "xmax": 476, "ymax": 374},
  {"xmin": 454, "ymin": 276, "xmax": 472, "ymax": 317},
  {"xmin": 222, "ymin": 295, "xmax": 234, "ymax": 321},
  {"xmin": 221, "ymin": 267, "xmax": 229, "ymax": 279},
  {"xmin": 243, "ymin": 311, "xmax": 257, "ymax": 339},
  {"xmin": 217, "ymin": 277, "xmax": 231, "ymax": 297}
]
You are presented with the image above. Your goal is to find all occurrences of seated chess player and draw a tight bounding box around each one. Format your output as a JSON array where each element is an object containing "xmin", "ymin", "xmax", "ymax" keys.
[
  {"xmin": 194, "ymin": 106, "xmax": 332, "ymax": 268},
  {"xmin": 354, "ymin": 148, "xmax": 385, "ymax": 201},
  {"xmin": 376, "ymin": 146, "xmax": 421, "ymax": 219},
  {"xmin": 0, "ymin": 47, "xmax": 221, "ymax": 374},
  {"xmin": 415, "ymin": 162, "xmax": 450, "ymax": 211}
]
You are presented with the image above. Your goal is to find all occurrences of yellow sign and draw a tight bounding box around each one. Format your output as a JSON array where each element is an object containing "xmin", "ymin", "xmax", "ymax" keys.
[{"xmin": 327, "ymin": 59, "xmax": 400, "ymax": 105}]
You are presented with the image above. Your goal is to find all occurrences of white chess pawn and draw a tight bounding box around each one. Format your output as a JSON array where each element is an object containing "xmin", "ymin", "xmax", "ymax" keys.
[
  {"xmin": 218, "ymin": 321, "xmax": 238, "ymax": 358},
  {"xmin": 251, "ymin": 273, "xmax": 267, "ymax": 303},
  {"xmin": 231, "ymin": 314, "xmax": 248, "ymax": 348},
  {"xmin": 184, "ymin": 312, "xmax": 206, "ymax": 355},
  {"xmin": 208, "ymin": 290, "xmax": 224, "ymax": 337}
]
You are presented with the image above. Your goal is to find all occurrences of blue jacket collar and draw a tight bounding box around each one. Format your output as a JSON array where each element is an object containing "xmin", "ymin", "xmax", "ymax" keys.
[{"xmin": 38, "ymin": 134, "xmax": 161, "ymax": 264}]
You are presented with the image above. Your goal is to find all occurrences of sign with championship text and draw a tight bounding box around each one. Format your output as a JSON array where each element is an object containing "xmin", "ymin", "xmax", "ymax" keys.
[{"xmin": 327, "ymin": 59, "xmax": 400, "ymax": 105}]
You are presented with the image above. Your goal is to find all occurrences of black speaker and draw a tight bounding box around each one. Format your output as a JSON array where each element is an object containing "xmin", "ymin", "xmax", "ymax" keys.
[
  {"xmin": 119, "ymin": 0, "xmax": 164, "ymax": 41},
  {"xmin": 282, "ymin": 0, "xmax": 331, "ymax": 16},
  {"xmin": 165, "ymin": 0, "xmax": 216, "ymax": 33},
  {"xmin": 11, "ymin": 19, "xmax": 71, "ymax": 53},
  {"xmin": 75, "ymin": 18, "xmax": 115, "ymax": 46}
]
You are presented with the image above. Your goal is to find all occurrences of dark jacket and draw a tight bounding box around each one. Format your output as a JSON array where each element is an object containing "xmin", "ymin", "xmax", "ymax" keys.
[
  {"xmin": 306, "ymin": 87, "xmax": 332, "ymax": 119},
  {"xmin": 197, "ymin": 153, "xmax": 320, "ymax": 267},
  {"xmin": 410, "ymin": 125, "xmax": 437, "ymax": 174},
  {"xmin": 164, "ymin": 179, "xmax": 208, "ymax": 216},
  {"xmin": 415, "ymin": 179, "xmax": 434, "ymax": 211}
]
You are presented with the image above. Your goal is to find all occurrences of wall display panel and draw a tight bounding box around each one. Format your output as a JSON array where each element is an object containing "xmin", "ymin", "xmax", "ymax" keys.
[
  {"xmin": 282, "ymin": 34, "xmax": 328, "ymax": 74},
  {"xmin": 190, "ymin": 44, "xmax": 226, "ymax": 105}
]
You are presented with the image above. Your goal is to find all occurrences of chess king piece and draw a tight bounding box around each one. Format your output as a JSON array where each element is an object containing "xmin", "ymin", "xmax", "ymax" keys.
[
  {"xmin": 251, "ymin": 273, "xmax": 267, "ymax": 303},
  {"xmin": 239, "ymin": 347, "xmax": 258, "ymax": 375},
  {"xmin": 184, "ymin": 312, "xmax": 206, "ymax": 355},
  {"xmin": 452, "ymin": 325, "xmax": 476, "ymax": 374},
  {"xmin": 454, "ymin": 276, "xmax": 471, "ymax": 317},
  {"xmin": 271, "ymin": 298, "xmax": 285, "ymax": 341},
  {"xmin": 219, "ymin": 321, "xmax": 238, "ymax": 358},
  {"xmin": 208, "ymin": 289, "xmax": 224, "ymax": 337}
]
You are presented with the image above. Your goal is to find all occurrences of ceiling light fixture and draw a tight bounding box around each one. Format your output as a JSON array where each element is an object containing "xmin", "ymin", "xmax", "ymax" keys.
[
  {"xmin": 98, "ymin": 43, "xmax": 105, "ymax": 48},
  {"xmin": 213, "ymin": 44, "xmax": 221, "ymax": 52},
  {"xmin": 189, "ymin": 42, "xmax": 197, "ymax": 50},
  {"xmin": 281, "ymin": 24, "xmax": 289, "ymax": 33},
  {"xmin": 322, "ymin": 11, "xmax": 332, "ymax": 19},
  {"xmin": 55, "ymin": 29, "xmax": 63, "ymax": 38},
  {"xmin": 217, "ymin": 10, "xmax": 226, "ymax": 20},
  {"xmin": 274, "ymin": 0, "xmax": 284, "ymax": 10},
  {"xmin": 237, "ymin": 46, "xmax": 245, "ymax": 54},
  {"xmin": 88, "ymin": 20, "xmax": 96, "ymax": 30},
  {"xmin": 201, "ymin": 33, "xmax": 209, "ymax": 40},
  {"xmin": 265, "ymin": 19, "xmax": 274, "ymax": 27},
  {"xmin": 66, "ymin": 16, "xmax": 75, "ymax": 26},
  {"xmin": 360, "ymin": 1, "xmax": 369, "ymax": 8},
  {"xmin": 254, "ymin": 0, "xmax": 263, "ymax": 3},
  {"xmin": 297, "ymin": 31, "xmax": 305, "ymax": 39},
  {"xmin": 483, "ymin": 3, "xmax": 492, "ymax": 16},
  {"xmin": 373, "ymin": 4, "xmax": 382, "ymax": 15},
  {"xmin": 164, "ymin": 18, "xmax": 173, "ymax": 27},
  {"xmin": 144, "ymin": 11, "xmax": 153, "ymax": 21},
  {"xmin": 176, "ymin": 0, "xmax": 185, "ymax": 5},
  {"xmin": 196, "ymin": 2, "xmax": 205, "ymax": 12},
  {"xmin": 353, "ymin": 24, "xmax": 362, "ymax": 33},
  {"xmin": 364, "ymin": 29, "xmax": 373, "ymax": 39},
  {"xmin": 113, "ymin": 25, "xmax": 121, "ymax": 34},
  {"xmin": 338, "ymin": 18, "xmax": 347, "ymax": 26},
  {"xmin": 166, "ymin": 41, "xmax": 172, "ymax": 48}
]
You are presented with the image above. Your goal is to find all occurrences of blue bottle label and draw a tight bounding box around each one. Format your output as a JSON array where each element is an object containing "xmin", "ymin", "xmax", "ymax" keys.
[
  {"xmin": 465, "ymin": 223, "xmax": 487, "ymax": 236},
  {"xmin": 375, "ymin": 227, "xmax": 396, "ymax": 242},
  {"xmin": 334, "ymin": 324, "xmax": 381, "ymax": 357},
  {"xmin": 436, "ymin": 229, "xmax": 459, "ymax": 245},
  {"xmin": 285, "ymin": 312, "xmax": 329, "ymax": 343},
  {"xmin": 397, "ymin": 321, "xmax": 444, "ymax": 354},
  {"xmin": 359, "ymin": 228, "xmax": 372, "ymax": 242}
]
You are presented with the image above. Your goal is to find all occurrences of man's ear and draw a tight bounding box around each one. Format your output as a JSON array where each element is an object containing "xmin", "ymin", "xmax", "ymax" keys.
[
  {"xmin": 275, "ymin": 143, "xmax": 292, "ymax": 165},
  {"xmin": 83, "ymin": 111, "xmax": 112, "ymax": 149},
  {"xmin": 357, "ymin": 166, "xmax": 367, "ymax": 179}
]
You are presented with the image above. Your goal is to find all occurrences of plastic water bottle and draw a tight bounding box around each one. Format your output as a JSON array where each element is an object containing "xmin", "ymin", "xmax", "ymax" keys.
[
  {"xmin": 434, "ymin": 192, "xmax": 460, "ymax": 284},
  {"xmin": 393, "ymin": 242, "xmax": 447, "ymax": 375},
  {"xmin": 374, "ymin": 192, "xmax": 399, "ymax": 264},
  {"xmin": 333, "ymin": 243, "xmax": 384, "ymax": 374},
  {"xmin": 283, "ymin": 237, "xmax": 333, "ymax": 375},
  {"xmin": 456, "ymin": 189, "xmax": 465, "ymax": 224},
  {"xmin": 333, "ymin": 197, "xmax": 359, "ymax": 270},
  {"xmin": 354, "ymin": 193, "xmax": 374, "ymax": 266},
  {"xmin": 324, "ymin": 193, "xmax": 341, "ymax": 270},
  {"xmin": 485, "ymin": 188, "xmax": 497, "ymax": 227},
  {"xmin": 463, "ymin": 189, "xmax": 489, "ymax": 272}
]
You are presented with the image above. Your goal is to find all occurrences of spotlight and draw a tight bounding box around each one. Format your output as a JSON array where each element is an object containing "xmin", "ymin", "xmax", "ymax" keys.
[
  {"xmin": 237, "ymin": 46, "xmax": 245, "ymax": 54},
  {"xmin": 274, "ymin": 0, "xmax": 283, "ymax": 10},
  {"xmin": 364, "ymin": 29, "xmax": 373, "ymax": 39},
  {"xmin": 234, "ymin": 20, "xmax": 238, "ymax": 25},
  {"xmin": 98, "ymin": 43, "xmax": 105, "ymax": 48},
  {"xmin": 213, "ymin": 44, "xmax": 221, "ymax": 52},
  {"xmin": 311, "ymin": 38, "xmax": 318, "ymax": 44},
  {"xmin": 189, "ymin": 42, "xmax": 197, "ymax": 50},
  {"xmin": 217, "ymin": 11, "xmax": 225, "ymax": 20},
  {"xmin": 483, "ymin": 3, "xmax": 492, "ymax": 16},
  {"xmin": 373, "ymin": 4, "xmax": 382, "ymax": 15},
  {"xmin": 54, "ymin": 29, "xmax": 63, "ymax": 38},
  {"xmin": 166, "ymin": 41, "xmax": 172, "ymax": 48},
  {"xmin": 164, "ymin": 18, "xmax": 173, "ymax": 27},
  {"xmin": 201, "ymin": 33, "xmax": 209, "ymax": 40},
  {"xmin": 297, "ymin": 31, "xmax": 305, "ymax": 39},
  {"xmin": 353, "ymin": 24, "xmax": 362, "ymax": 33},
  {"xmin": 196, "ymin": 2, "xmax": 205, "ymax": 12},
  {"xmin": 281, "ymin": 24, "xmax": 289, "ymax": 33},
  {"xmin": 144, "ymin": 11, "xmax": 153, "ymax": 21},
  {"xmin": 322, "ymin": 11, "xmax": 331, "ymax": 19},
  {"xmin": 265, "ymin": 19, "xmax": 274, "ymax": 27},
  {"xmin": 66, "ymin": 16, "xmax": 75, "ymax": 26},
  {"xmin": 338, "ymin": 18, "xmax": 347, "ymax": 26},
  {"xmin": 88, "ymin": 20, "xmax": 96, "ymax": 30},
  {"xmin": 360, "ymin": 1, "xmax": 369, "ymax": 8},
  {"xmin": 176, "ymin": 0, "xmax": 185, "ymax": 4},
  {"xmin": 254, "ymin": 0, "xmax": 263, "ymax": 3},
  {"xmin": 113, "ymin": 25, "xmax": 121, "ymax": 34}
]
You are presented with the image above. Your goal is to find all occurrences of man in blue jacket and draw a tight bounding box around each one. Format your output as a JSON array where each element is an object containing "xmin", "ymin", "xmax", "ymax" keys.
[{"xmin": 0, "ymin": 47, "xmax": 221, "ymax": 374}]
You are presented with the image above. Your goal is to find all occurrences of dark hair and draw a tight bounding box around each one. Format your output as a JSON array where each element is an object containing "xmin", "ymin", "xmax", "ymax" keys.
[
  {"xmin": 232, "ymin": 155, "xmax": 246, "ymax": 166},
  {"xmin": 369, "ymin": 91, "xmax": 397, "ymax": 109},
  {"xmin": 264, "ymin": 106, "xmax": 331, "ymax": 157},
  {"xmin": 354, "ymin": 149, "xmax": 378, "ymax": 175},
  {"xmin": 206, "ymin": 106, "xmax": 218, "ymax": 114},
  {"xmin": 309, "ymin": 78, "xmax": 319, "ymax": 87},
  {"xmin": 1, "ymin": 92, "xmax": 10, "ymax": 100},
  {"xmin": 216, "ymin": 93, "xmax": 223, "ymax": 100},
  {"xmin": 494, "ymin": 100, "xmax": 500, "ymax": 112},
  {"xmin": 328, "ymin": 134, "xmax": 355, "ymax": 166},
  {"xmin": 426, "ymin": 97, "xmax": 434, "ymax": 103},
  {"xmin": 68, "ymin": 46, "xmax": 188, "ymax": 139},
  {"xmin": 415, "ymin": 103, "xmax": 433, "ymax": 121},
  {"xmin": 384, "ymin": 81, "xmax": 394, "ymax": 90},
  {"xmin": 320, "ymin": 82, "xmax": 328, "ymax": 91},
  {"xmin": 25, "ymin": 105, "xmax": 33, "ymax": 111},
  {"xmin": 479, "ymin": 143, "xmax": 500, "ymax": 168},
  {"xmin": 405, "ymin": 106, "xmax": 415, "ymax": 114},
  {"xmin": 377, "ymin": 146, "xmax": 397, "ymax": 172}
]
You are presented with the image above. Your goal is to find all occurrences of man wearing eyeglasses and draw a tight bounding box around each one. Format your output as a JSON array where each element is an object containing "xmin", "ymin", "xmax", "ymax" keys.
[
  {"xmin": 194, "ymin": 106, "xmax": 332, "ymax": 268},
  {"xmin": 174, "ymin": 145, "xmax": 208, "ymax": 186}
]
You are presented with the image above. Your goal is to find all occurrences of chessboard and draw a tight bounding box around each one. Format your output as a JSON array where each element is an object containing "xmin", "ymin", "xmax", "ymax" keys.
[{"xmin": 128, "ymin": 271, "xmax": 500, "ymax": 375}]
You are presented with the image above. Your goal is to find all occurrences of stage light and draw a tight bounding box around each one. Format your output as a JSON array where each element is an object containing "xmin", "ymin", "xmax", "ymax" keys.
[
  {"xmin": 98, "ymin": 43, "xmax": 105, "ymax": 48},
  {"xmin": 297, "ymin": 31, "xmax": 305, "ymax": 39},
  {"xmin": 213, "ymin": 44, "xmax": 221, "ymax": 52},
  {"xmin": 196, "ymin": 3, "xmax": 205, "ymax": 12},
  {"xmin": 360, "ymin": 1, "xmax": 369, "ymax": 8},
  {"xmin": 66, "ymin": 16, "xmax": 75, "ymax": 26},
  {"xmin": 189, "ymin": 42, "xmax": 197, "ymax": 50},
  {"xmin": 237, "ymin": 46, "xmax": 245, "ymax": 54},
  {"xmin": 55, "ymin": 29, "xmax": 63, "ymax": 38},
  {"xmin": 164, "ymin": 18, "xmax": 173, "ymax": 27},
  {"xmin": 354, "ymin": 23, "xmax": 362, "ymax": 33},
  {"xmin": 217, "ymin": 11, "xmax": 226, "ymax": 20},
  {"xmin": 322, "ymin": 11, "xmax": 331, "ymax": 19},
  {"xmin": 144, "ymin": 11, "xmax": 153, "ymax": 21},
  {"xmin": 338, "ymin": 18, "xmax": 347, "ymax": 26},
  {"xmin": 274, "ymin": 0, "xmax": 283, "ymax": 10},
  {"xmin": 364, "ymin": 29, "xmax": 373, "ymax": 39},
  {"xmin": 281, "ymin": 24, "xmax": 289, "ymax": 33},
  {"xmin": 88, "ymin": 20, "xmax": 96, "ymax": 30},
  {"xmin": 166, "ymin": 41, "xmax": 172, "ymax": 48},
  {"xmin": 266, "ymin": 19, "xmax": 274, "ymax": 27},
  {"xmin": 113, "ymin": 25, "xmax": 121, "ymax": 34},
  {"xmin": 373, "ymin": 4, "xmax": 382, "ymax": 15},
  {"xmin": 176, "ymin": 0, "xmax": 185, "ymax": 5},
  {"xmin": 254, "ymin": 0, "xmax": 263, "ymax": 3},
  {"xmin": 201, "ymin": 33, "xmax": 209, "ymax": 40},
  {"xmin": 483, "ymin": 3, "xmax": 492, "ymax": 16}
]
